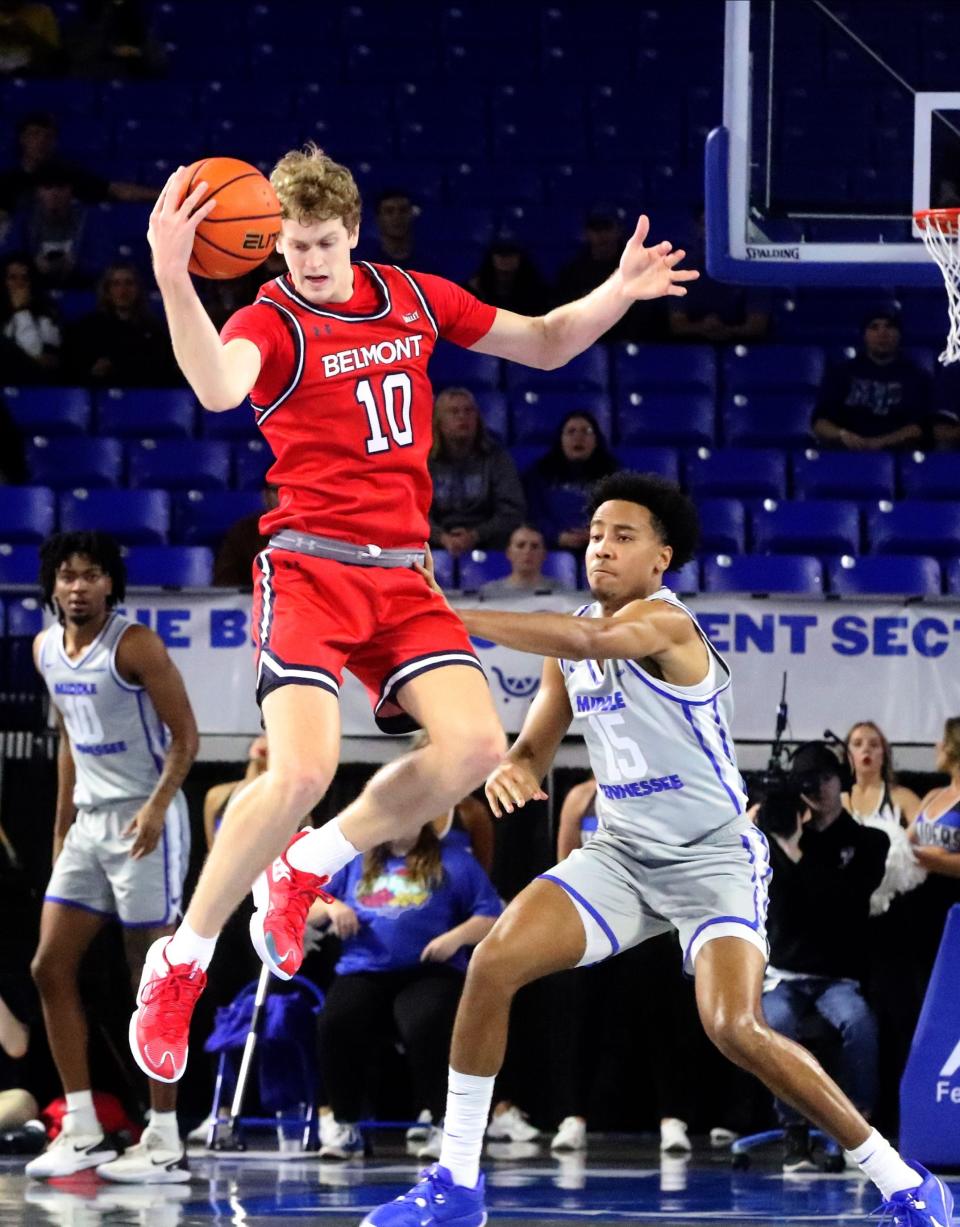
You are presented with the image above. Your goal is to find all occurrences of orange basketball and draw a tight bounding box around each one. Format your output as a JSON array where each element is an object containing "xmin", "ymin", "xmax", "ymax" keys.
[{"xmin": 181, "ymin": 157, "xmax": 282, "ymax": 280}]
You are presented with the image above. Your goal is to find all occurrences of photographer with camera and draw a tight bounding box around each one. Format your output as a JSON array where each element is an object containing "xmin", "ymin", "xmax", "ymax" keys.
[{"xmin": 757, "ymin": 743, "xmax": 889, "ymax": 1172}]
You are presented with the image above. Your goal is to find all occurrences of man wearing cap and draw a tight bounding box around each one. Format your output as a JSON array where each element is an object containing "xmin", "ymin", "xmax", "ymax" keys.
[
  {"xmin": 812, "ymin": 308, "xmax": 934, "ymax": 451},
  {"xmin": 758, "ymin": 743, "xmax": 889, "ymax": 1172}
]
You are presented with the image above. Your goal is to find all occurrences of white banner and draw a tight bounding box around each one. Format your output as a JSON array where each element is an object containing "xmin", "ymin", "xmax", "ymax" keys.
[{"xmin": 111, "ymin": 591, "xmax": 960, "ymax": 744}]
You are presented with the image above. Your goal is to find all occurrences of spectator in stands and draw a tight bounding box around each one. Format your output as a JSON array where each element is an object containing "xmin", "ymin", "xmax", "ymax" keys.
[
  {"xmin": 0, "ymin": 1, "xmax": 61, "ymax": 75},
  {"xmin": 213, "ymin": 483, "xmax": 278, "ymax": 588},
  {"xmin": 668, "ymin": 207, "xmax": 770, "ymax": 342},
  {"xmin": 26, "ymin": 163, "xmax": 92, "ymax": 288},
  {"xmin": 0, "ymin": 255, "xmax": 60, "ymax": 381},
  {"xmin": 0, "ymin": 394, "xmax": 27, "ymax": 483},
  {"xmin": 522, "ymin": 411, "xmax": 618, "ymax": 550},
  {"xmin": 479, "ymin": 524, "xmax": 572, "ymax": 598},
  {"xmin": 201, "ymin": 248, "xmax": 285, "ymax": 331},
  {"xmin": 468, "ymin": 235, "xmax": 550, "ymax": 317},
  {"xmin": 428, "ymin": 387, "xmax": 525, "ymax": 556},
  {"xmin": 758, "ymin": 744, "xmax": 888, "ymax": 1171},
  {"xmin": 65, "ymin": 261, "xmax": 176, "ymax": 385},
  {"xmin": 0, "ymin": 112, "xmax": 155, "ymax": 219},
  {"xmin": 812, "ymin": 307, "xmax": 934, "ymax": 451},
  {"xmin": 360, "ymin": 188, "xmax": 420, "ymax": 269},
  {"xmin": 555, "ymin": 208, "xmax": 668, "ymax": 342},
  {"xmin": 69, "ymin": 0, "xmax": 163, "ymax": 77},
  {"xmin": 308, "ymin": 819, "xmax": 502, "ymax": 1160}
]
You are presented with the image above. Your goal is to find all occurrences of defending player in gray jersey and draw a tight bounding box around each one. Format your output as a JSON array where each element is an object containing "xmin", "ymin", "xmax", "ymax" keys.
[
  {"xmin": 27, "ymin": 532, "xmax": 198, "ymax": 1184},
  {"xmin": 364, "ymin": 471, "xmax": 950, "ymax": 1227}
]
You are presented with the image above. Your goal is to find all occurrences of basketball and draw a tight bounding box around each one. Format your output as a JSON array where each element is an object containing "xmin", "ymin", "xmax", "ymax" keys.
[{"xmin": 180, "ymin": 157, "xmax": 282, "ymax": 279}]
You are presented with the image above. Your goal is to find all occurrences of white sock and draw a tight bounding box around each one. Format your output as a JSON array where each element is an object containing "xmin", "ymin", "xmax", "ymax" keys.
[
  {"xmin": 65, "ymin": 1090, "xmax": 98, "ymax": 1133},
  {"xmin": 147, "ymin": 1110, "xmax": 179, "ymax": 1141},
  {"xmin": 285, "ymin": 819, "xmax": 359, "ymax": 879},
  {"xmin": 438, "ymin": 1067, "xmax": 495, "ymax": 1189},
  {"xmin": 845, "ymin": 1128, "xmax": 920, "ymax": 1199},
  {"xmin": 166, "ymin": 921, "xmax": 218, "ymax": 971}
]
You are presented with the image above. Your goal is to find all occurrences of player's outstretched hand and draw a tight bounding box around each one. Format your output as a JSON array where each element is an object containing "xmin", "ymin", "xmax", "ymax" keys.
[
  {"xmin": 147, "ymin": 166, "xmax": 217, "ymax": 284},
  {"xmin": 618, "ymin": 214, "xmax": 699, "ymax": 301},
  {"xmin": 485, "ymin": 760, "xmax": 548, "ymax": 818}
]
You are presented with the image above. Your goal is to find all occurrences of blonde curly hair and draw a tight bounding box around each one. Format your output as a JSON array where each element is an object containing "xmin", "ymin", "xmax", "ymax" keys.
[{"xmin": 269, "ymin": 143, "xmax": 362, "ymax": 232}]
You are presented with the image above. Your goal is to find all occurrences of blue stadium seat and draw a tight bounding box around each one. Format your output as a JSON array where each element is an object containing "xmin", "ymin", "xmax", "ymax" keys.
[
  {"xmin": 504, "ymin": 348, "xmax": 608, "ymax": 394},
  {"xmin": 752, "ymin": 500, "xmax": 861, "ymax": 556},
  {"xmin": 666, "ymin": 559, "xmax": 700, "ymax": 593},
  {"xmin": 475, "ymin": 391, "xmax": 509, "ymax": 441},
  {"xmin": 3, "ymin": 595, "xmax": 44, "ymax": 691},
  {"xmin": 696, "ymin": 498, "xmax": 747, "ymax": 554},
  {"xmin": 509, "ymin": 446, "xmax": 541, "ymax": 478},
  {"xmin": 614, "ymin": 446, "xmax": 680, "ymax": 483},
  {"xmin": 459, "ymin": 551, "xmax": 509, "ymax": 591},
  {"xmin": 898, "ymin": 452, "xmax": 960, "ymax": 500},
  {"xmin": 200, "ymin": 402, "xmax": 260, "ymax": 441},
  {"xmin": 723, "ymin": 344, "xmax": 826, "ymax": 392},
  {"xmin": 0, "ymin": 487, "xmax": 55, "ymax": 543},
  {"xmin": 97, "ymin": 389, "xmax": 197, "ymax": 440},
  {"xmin": 828, "ymin": 555, "xmax": 942, "ymax": 597},
  {"xmin": 616, "ymin": 392, "xmax": 715, "ymax": 448},
  {"xmin": 947, "ymin": 558, "xmax": 960, "ymax": 596},
  {"xmin": 510, "ymin": 391, "xmax": 612, "ymax": 446},
  {"xmin": 173, "ymin": 490, "xmax": 262, "ymax": 546},
  {"xmin": 28, "ymin": 437, "xmax": 123, "ymax": 490},
  {"xmin": 124, "ymin": 546, "xmax": 214, "ymax": 587},
  {"xmin": 867, "ymin": 501, "xmax": 960, "ymax": 558},
  {"xmin": 4, "ymin": 386, "xmax": 91, "ymax": 436},
  {"xmin": 613, "ymin": 343, "xmax": 716, "ymax": 395},
  {"xmin": 233, "ymin": 440, "xmax": 273, "ymax": 491},
  {"xmin": 0, "ymin": 545, "xmax": 38, "ymax": 586},
  {"xmin": 429, "ymin": 344, "xmax": 502, "ymax": 391},
  {"xmin": 722, "ymin": 393, "xmax": 817, "ymax": 448},
  {"xmin": 431, "ymin": 549, "xmax": 456, "ymax": 591},
  {"xmin": 703, "ymin": 554, "xmax": 824, "ymax": 594},
  {"xmin": 792, "ymin": 451, "xmax": 895, "ymax": 501},
  {"xmin": 126, "ymin": 440, "xmax": 231, "ymax": 492},
  {"xmin": 686, "ymin": 448, "xmax": 787, "ymax": 501},
  {"xmin": 59, "ymin": 489, "xmax": 170, "ymax": 546}
]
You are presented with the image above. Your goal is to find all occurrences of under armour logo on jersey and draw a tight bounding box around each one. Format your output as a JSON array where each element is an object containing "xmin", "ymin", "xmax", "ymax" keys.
[
  {"xmin": 402, "ymin": 310, "xmax": 420, "ymax": 323},
  {"xmin": 272, "ymin": 859, "xmax": 293, "ymax": 882},
  {"xmin": 313, "ymin": 325, "xmax": 334, "ymax": 337}
]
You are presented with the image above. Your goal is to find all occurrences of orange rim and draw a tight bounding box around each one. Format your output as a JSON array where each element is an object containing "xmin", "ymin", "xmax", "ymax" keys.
[{"xmin": 914, "ymin": 207, "xmax": 960, "ymax": 232}]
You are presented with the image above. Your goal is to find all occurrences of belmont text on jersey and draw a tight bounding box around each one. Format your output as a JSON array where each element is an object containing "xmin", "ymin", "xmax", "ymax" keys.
[
  {"xmin": 563, "ymin": 588, "xmax": 749, "ymax": 848},
  {"xmin": 219, "ymin": 263, "xmax": 496, "ymax": 552}
]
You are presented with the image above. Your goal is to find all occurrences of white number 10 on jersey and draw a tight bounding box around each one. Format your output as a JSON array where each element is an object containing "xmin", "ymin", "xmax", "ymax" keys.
[{"xmin": 356, "ymin": 373, "xmax": 414, "ymax": 454}]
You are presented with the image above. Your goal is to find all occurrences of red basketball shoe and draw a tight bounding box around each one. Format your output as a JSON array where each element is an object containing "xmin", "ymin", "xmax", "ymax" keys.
[
  {"xmin": 129, "ymin": 938, "xmax": 206, "ymax": 1084},
  {"xmin": 249, "ymin": 830, "xmax": 334, "ymax": 980}
]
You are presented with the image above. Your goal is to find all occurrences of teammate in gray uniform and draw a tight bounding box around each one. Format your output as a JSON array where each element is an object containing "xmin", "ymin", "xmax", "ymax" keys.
[
  {"xmin": 364, "ymin": 472, "xmax": 953, "ymax": 1227},
  {"xmin": 26, "ymin": 532, "xmax": 198, "ymax": 1183}
]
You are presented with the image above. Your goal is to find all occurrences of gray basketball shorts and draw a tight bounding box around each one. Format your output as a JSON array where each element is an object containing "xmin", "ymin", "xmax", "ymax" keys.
[
  {"xmin": 45, "ymin": 794, "xmax": 190, "ymax": 927},
  {"xmin": 539, "ymin": 823, "xmax": 771, "ymax": 974}
]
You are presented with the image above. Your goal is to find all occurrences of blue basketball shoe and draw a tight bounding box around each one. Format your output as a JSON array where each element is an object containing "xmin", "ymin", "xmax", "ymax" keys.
[
  {"xmin": 360, "ymin": 1164, "xmax": 486, "ymax": 1227},
  {"xmin": 876, "ymin": 1164, "xmax": 954, "ymax": 1226}
]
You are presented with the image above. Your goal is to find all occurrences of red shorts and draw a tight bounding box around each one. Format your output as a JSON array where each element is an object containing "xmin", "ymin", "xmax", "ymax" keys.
[{"xmin": 251, "ymin": 549, "xmax": 483, "ymax": 733}]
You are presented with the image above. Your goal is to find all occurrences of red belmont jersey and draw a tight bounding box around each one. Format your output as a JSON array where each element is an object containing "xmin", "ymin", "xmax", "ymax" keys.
[{"xmin": 220, "ymin": 264, "xmax": 496, "ymax": 549}]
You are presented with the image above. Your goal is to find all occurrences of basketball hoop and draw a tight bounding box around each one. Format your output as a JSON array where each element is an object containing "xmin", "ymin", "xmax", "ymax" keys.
[{"xmin": 914, "ymin": 207, "xmax": 960, "ymax": 365}]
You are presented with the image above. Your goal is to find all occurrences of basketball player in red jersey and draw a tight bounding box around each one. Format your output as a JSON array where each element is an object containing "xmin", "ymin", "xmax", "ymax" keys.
[{"xmin": 129, "ymin": 146, "xmax": 697, "ymax": 1084}]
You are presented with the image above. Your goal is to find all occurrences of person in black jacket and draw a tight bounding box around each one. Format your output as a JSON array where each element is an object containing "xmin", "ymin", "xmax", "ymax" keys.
[
  {"xmin": 812, "ymin": 308, "xmax": 933, "ymax": 451},
  {"xmin": 758, "ymin": 742, "xmax": 889, "ymax": 1172}
]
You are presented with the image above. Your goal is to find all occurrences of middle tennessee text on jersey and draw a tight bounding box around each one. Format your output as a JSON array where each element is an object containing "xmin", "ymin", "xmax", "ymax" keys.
[
  {"xmin": 563, "ymin": 587, "xmax": 749, "ymax": 849},
  {"xmin": 219, "ymin": 263, "xmax": 496, "ymax": 552}
]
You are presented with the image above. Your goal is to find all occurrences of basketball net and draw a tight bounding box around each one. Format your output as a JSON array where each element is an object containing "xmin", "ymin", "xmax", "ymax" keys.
[{"xmin": 915, "ymin": 207, "xmax": 960, "ymax": 365}]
